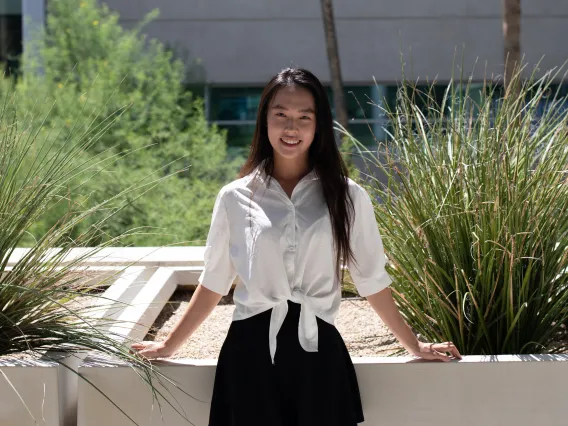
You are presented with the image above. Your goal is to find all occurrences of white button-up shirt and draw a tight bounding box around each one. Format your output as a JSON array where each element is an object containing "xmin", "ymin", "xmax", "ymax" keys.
[{"xmin": 198, "ymin": 165, "xmax": 392, "ymax": 364}]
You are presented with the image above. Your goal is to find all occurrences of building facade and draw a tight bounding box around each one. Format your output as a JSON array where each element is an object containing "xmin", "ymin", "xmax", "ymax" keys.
[
  {"xmin": 106, "ymin": 0, "xmax": 568, "ymax": 146},
  {"xmin": 4, "ymin": 0, "xmax": 568, "ymax": 146}
]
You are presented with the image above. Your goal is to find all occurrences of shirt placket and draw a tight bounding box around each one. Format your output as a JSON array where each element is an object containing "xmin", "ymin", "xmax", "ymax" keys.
[{"xmin": 284, "ymin": 201, "xmax": 297, "ymax": 286}]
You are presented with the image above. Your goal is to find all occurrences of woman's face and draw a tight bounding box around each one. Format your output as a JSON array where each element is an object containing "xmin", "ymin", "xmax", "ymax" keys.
[{"xmin": 267, "ymin": 85, "xmax": 317, "ymax": 164}]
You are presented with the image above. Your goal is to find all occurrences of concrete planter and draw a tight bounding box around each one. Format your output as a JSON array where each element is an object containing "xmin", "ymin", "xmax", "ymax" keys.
[
  {"xmin": 76, "ymin": 354, "xmax": 568, "ymax": 426},
  {"xmin": 2, "ymin": 248, "xmax": 185, "ymax": 426},
  {"xmin": 0, "ymin": 358, "xmax": 61, "ymax": 426},
  {"xmin": 4, "ymin": 248, "xmax": 568, "ymax": 426}
]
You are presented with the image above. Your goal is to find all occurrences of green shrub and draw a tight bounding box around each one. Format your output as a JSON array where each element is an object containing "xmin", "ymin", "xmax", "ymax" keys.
[
  {"xmin": 9, "ymin": 0, "xmax": 239, "ymax": 246},
  {"xmin": 349, "ymin": 68, "xmax": 568, "ymax": 355}
]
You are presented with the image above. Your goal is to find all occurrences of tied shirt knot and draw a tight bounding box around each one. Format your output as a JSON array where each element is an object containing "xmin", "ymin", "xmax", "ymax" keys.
[{"xmin": 268, "ymin": 288, "xmax": 320, "ymax": 364}]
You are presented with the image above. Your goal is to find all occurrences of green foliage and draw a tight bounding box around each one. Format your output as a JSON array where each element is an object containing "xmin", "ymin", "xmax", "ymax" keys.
[
  {"xmin": 349, "ymin": 68, "xmax": 568, "ymax": 355},
  {"xmin": 338, "ymin": 133, "xmax": 360, "ymax": 180},
  {"xmin": 0, "ymin": 85, "xmax": 195, "ymax": 424},
  {"xmin": 0, "ymin": 89, "xmax": 120, "ymax": 356},
  {"xmin": 11, "ymin": 0, "xmax": 239, "ymax": 246}
]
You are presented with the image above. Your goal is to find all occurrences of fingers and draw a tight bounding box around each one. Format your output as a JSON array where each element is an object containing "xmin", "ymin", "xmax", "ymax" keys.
[
  {"xmin": 450, "ymin": 343, "xmax": 463, "ymax": 359},
  {"xmin": 431, "ymin": 349, "xmax": 452, "ymax": 362},
  {"xmin": 130, "ymin": 348, "xmax": 156, "ymax": 360},
  {"xmin": 129, "ymin": 343, "xmax": 155, "ymax": 359},
  {"xmin": 435, "ymin": 342, "xmax": 462, "ymax": 360},
  {"xmin": 129, "ymin": 344, "xmax": 144, "ymax": 354},
  {"xmin": 130, "ymin": 342, "xmax": 165, "ymax": 361},
  {"xmin": 420, "ymin": 341, "xmax": 462, "ymax": 362}
]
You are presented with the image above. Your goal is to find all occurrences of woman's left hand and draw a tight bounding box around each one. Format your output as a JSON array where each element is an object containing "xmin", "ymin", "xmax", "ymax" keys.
[{"xmin": 411, "ymin": 341, "xmax": 462, "ymax": 362}]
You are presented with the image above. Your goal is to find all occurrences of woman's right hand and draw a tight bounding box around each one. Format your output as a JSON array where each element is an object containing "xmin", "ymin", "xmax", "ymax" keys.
[{"xmin": 130, "ymin": 341, "xmax": 176, "ymax": 360}]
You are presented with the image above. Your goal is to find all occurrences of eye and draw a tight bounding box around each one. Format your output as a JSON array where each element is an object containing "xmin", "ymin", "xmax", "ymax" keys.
[
  {"xmin": 300, "ymin": 116, "xmax": 311, "ymax": 120},
  {"xmin": 275, "ymin": 112, "xmax": 286, "ymax": 117}
]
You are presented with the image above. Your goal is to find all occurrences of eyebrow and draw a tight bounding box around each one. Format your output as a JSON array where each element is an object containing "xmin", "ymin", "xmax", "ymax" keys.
[{"xmin": 271, "ymin": 104, "xmax": 315, "ymax": 114}]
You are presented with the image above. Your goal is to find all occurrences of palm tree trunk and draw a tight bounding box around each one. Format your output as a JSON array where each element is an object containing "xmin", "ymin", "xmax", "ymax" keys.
[
  {"xmin": 502, "ymin": 0, "xmax": 521, "ymax": 96},
  {"xmin": 320, "ymin": 0, "xmax": 348, "ymax": 130}
]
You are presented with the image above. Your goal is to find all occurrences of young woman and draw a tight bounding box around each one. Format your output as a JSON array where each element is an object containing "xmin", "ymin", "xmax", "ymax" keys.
[{"xmin": 131, "ymin": 68, "xmax": 461, "ymax": 425}]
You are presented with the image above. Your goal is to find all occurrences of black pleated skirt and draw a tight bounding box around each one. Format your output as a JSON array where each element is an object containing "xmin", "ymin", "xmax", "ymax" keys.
[{"xmin": 208, "ymin": 300, "xmax": 364, "ymax": 426}]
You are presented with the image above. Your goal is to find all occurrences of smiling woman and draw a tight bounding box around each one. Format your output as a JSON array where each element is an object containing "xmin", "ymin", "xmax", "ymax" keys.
[{"xmin": 132, "ymin": 68, "xmax": 461, "ymax": 426}]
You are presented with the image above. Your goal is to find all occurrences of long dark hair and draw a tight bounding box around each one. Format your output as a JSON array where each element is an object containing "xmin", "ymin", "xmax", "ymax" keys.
[{"xmin": 239, "ymin": 68, "xmax": 356, "ymax": 281}]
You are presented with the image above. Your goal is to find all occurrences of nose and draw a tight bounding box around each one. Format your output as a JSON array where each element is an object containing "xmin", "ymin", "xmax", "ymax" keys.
[{"xmin": 284, "ymin": 117, "xmax": 299, "ymax": 133}]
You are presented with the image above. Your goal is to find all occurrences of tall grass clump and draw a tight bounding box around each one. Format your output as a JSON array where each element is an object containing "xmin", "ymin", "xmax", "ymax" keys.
[
  {"xmin": 347, "ymin": 67, "xmax": 568, "ymax": 355},
  {"xmin": 0, "ymin": 84, "xmax": 194, "ymax": 423}
]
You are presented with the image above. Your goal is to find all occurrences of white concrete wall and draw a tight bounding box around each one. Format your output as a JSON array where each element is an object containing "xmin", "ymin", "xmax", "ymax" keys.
[
  {"xmin": 0, "ymin": 359, "xmax": 61, "ymax": 426},
  {"xmin": 77, "ymin": 354, "xmax": 568, "ymax": 426}
]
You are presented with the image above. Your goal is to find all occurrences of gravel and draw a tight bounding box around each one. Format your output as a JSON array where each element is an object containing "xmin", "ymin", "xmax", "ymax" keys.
[{"xmin": 143, "ymin": 290, "xmax": 405, "ymax": 359}]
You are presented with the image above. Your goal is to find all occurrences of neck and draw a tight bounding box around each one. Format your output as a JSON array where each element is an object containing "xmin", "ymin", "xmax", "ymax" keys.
[{"xmin": 271, "ymin": 155, "xmax": 311, "ymax": 182}]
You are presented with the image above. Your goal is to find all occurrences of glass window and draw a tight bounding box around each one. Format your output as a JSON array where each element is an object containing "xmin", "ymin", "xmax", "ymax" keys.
[
  {"xmin": 345, "ymin": 86, "xmax": 375, "ymax": 120},
  {"xmin": 346, "ymin": 122, "xmax": 393, "ymax": 146},
  {"xmin": 0, "ymin": 0, "xmax": 22, "ymax": 76},
  {"xmin": 347, "ymin": 123, "xmax": 375, "ymax": 146},
  {"xmin": 383, "ymin": 85, "xmax": 399, "ymax": 111},
  {"xmin": 211, "ymin": 85, "xmax": 390, "ymax": 123},
  {"xmin": 534, "ymin": 83, "xmax": 568, "ymax": 118},
  {"xmin": 210, "ymin": 87, "xmax": 262, "ymax": 121},
  {"xmin": 327, "ymin": 86, "xmax": 376, "ymax": 120},
  {"xmin": 401, "ymin": 84, "xmax": 448, "ymax": 118},
  {"xmin": 218, "ymin": 124, "xmax": 256, "ymax": 147},
  {"xmin": 327, "ymin": 85, "xmax": 394, "ymax": 146}
]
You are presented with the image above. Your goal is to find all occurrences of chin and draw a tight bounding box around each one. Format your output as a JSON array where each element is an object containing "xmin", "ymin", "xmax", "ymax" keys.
[{"xmin": 275, "ymin": 150, "xmax": 308, "ymax": 161}]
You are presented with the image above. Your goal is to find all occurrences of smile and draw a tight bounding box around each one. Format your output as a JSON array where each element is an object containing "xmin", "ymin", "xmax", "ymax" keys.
[{"xmin": 280, "ymin": 137, "xmax": 302, "ymax": 146}]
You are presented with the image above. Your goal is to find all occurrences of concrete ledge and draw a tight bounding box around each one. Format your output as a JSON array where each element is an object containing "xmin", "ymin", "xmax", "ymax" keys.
[
  {"xmin": 77, "ymin": 354, "xmax": 568, "ymax": 426},
  {"xmin": 90, "ymin": 266, "xmax": 155, "ymax": 324},
  {"xmin": 355, "ymin": 354, "xmax": 568, "ymax": 426},
  {"xmin": 7, "ymin": 247, "xmax": 206, "ymax": 267},
  {"xmin": 107, "ymin": 267, "xmax": 178, "ymax": 343}
]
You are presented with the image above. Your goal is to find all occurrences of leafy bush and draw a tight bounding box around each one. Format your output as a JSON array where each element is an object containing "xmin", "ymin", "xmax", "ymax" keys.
[
  {"xmin": 8, "ymin": 0, "xmax": 240, "ymax": 246},
  {"xmin": 350, "ymin": 68, "xmax": 568, "ymax": 354}
]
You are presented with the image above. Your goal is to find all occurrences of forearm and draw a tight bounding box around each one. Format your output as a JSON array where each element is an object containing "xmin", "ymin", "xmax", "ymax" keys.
[
  {"xmin": 163, "ymin": 284, "xmax": 223, "ymax": 350},
  {"xmin": 366, "ymin": 287, "xmax": 420, "ymax": 355}
]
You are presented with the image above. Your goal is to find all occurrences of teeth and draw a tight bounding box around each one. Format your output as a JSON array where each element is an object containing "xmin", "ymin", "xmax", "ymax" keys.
[{"xmin": 282, "ymin": 138, "xmax": 300, "ymax": 145}]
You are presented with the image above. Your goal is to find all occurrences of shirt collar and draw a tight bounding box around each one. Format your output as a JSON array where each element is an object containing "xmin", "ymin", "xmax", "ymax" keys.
[{"xmin": 245, "ymin": 159, "xmax": 319, "ymax": 187}]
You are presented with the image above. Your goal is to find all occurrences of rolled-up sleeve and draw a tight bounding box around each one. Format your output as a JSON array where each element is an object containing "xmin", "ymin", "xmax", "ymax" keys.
[
  {"xmin": 198, "ymin": 189, "xmax": 237, "ymax": 296},
  {"xmin": 347, "ymin": 183, "xmax": 392, "ymax": 297}
]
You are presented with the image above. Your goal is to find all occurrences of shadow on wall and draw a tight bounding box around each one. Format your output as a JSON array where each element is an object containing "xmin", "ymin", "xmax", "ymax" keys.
[{"xmin": 164, "ymin": 41, "xmax": 207, "ymax": 84}]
